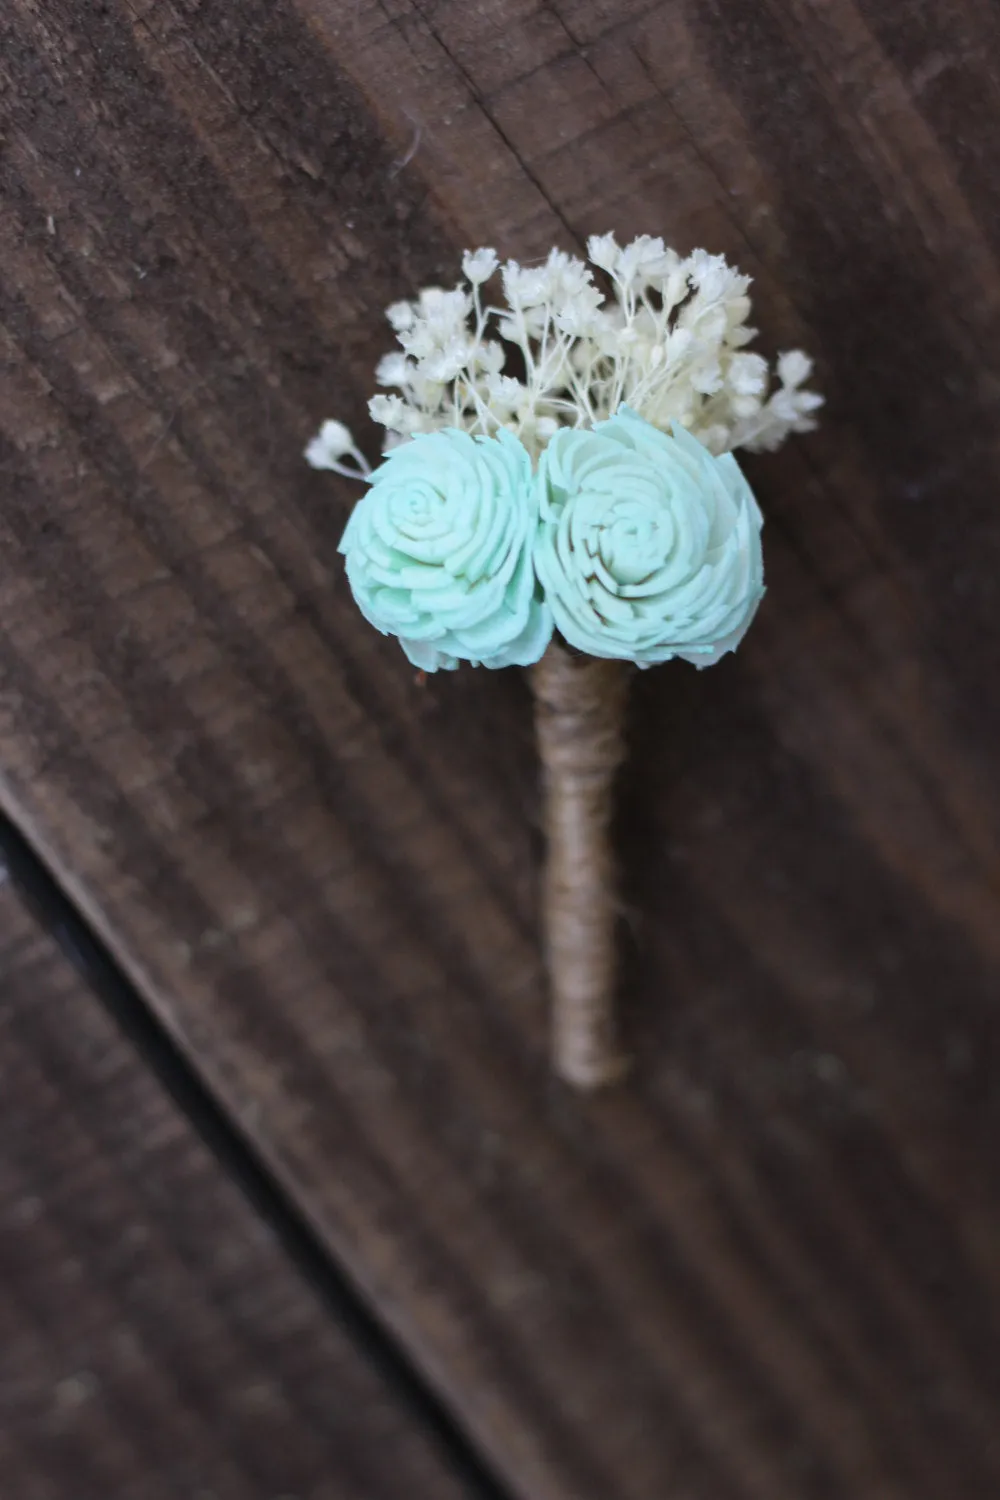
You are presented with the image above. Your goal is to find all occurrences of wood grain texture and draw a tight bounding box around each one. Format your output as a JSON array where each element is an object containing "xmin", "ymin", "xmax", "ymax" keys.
[
  {"xmin": 0, "ymin": 878, "xmax": 474, "ymax": 1500},
  {"xmin": 2, "ymin": 1, "xmax": 1000, "ymax": 1498}
]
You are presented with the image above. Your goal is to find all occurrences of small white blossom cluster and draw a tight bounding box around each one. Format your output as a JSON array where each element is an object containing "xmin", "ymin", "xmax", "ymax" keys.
[{"xmin": 306, "ymin": 235, "xmax": 821, "ymax": 479}]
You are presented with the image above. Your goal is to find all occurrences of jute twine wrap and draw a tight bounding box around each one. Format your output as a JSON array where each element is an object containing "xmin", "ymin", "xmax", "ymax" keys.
[{"xmin": 531, "ymin": 641, "xmax": 633, "ymax": 1089}]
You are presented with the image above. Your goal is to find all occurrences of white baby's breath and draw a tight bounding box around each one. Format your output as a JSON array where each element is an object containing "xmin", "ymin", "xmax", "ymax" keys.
[
  {"xmin": 304, "ymin": 419, "xmax": 372, "ymax": 480},
  {"xmin": 308, "ymin": 235, "xmax": 821, "ymax": 466},
  {"xmin": 386, "ymin": 300, "xmax": 416, "ymax": 332},
  {"xmin": 462, "ymin": 246, "xmax": 499, "ymax": 284},
  {"xmin": 777, "ymin": 349, "xmax": 814, "ymax": 388},
  {"xmin": 374, "ymin": 351, "xmax": 410, "ymax": 387}
]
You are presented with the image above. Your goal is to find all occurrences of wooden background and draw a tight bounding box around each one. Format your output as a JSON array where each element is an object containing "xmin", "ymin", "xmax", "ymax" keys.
[
  {"xmin": 0, "ymin": 872, "xmax": 473, "ymax": 1500},
  {"xmin": 2, "ymin": 1, "xmax": 1000, "ymax": 1497}
]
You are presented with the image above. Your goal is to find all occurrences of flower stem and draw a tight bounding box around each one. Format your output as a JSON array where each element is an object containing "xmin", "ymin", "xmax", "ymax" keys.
[{"xmin": 531, "ymin": 642, "xmax": 632, "ymax": 1089}]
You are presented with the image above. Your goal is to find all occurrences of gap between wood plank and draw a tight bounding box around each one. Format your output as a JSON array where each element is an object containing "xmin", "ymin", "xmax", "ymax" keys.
[{"xmin": 0, "ymin": 809, "xmax": 517, "ymax": 1500}]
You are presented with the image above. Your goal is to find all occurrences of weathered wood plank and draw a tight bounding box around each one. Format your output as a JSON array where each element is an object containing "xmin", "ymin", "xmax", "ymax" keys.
[
  {"xmin": 0, "ymin": 874, "xmax": 475, "ymax": 1500},
  {"xmin": 2, "ymin": 2, "xmax": 1000, "ymax": 1498}
]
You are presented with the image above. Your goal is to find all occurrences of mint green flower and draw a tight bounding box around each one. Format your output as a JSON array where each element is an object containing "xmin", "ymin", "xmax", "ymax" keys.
[
  {"xmin": 339, "ymin": 428, "xmax": 552, "ymax": 672},
  {"xmin": 534, "ymin": 408, "xmax": 765, "ymax": 667}
]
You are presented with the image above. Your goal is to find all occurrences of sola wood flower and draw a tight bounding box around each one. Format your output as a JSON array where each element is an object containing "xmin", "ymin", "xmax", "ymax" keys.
[
  {"xmin": 339, "ymin": 427, "xmax": 551, "ymax": 671},
  {"xmin": 535, "ymin": 410, "xmax": 765, "ymax": 667},
  {"xmin": 308, "ymin": 235, "xmax": 821, "ymax": 1088}
]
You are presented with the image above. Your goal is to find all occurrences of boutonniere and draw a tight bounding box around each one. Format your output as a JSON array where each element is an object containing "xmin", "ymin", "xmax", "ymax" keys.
[{"xmin": 308, "ymin": 236, "xmax": 821, "ymax": 1088}]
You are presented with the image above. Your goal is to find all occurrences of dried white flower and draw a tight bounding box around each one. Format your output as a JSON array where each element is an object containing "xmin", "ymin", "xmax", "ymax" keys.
[
  {"xmin": 308, "ymin": 235, "xmax": 821, "ymax": 467},
  {"xmin": 461, "ymin": 246, "xmax": 499, "ymax": 284},
  {"xmin": 777, "ymin": 349, "xmax": 814, "ymax": 388},
  {"xmin": 586, "ymin": 232, "xmax": 620, "ymax": 273},
  {"xmin": 304, "ymin": 419, "xmax": 371, "ymax": 480},
  {"xmin": 368, "ymin": 393, "xmax": 416, "ymax": 434},
  {"xmin": 385, "ymin": 300, "xmax": 416, "ymax": 333},
  {"xmin": 374, "ymin": 351, "xmax": 411, "ymax": 387},
  {"xmin": 305, "ymin": 419, "xmax": 353, "ymax": 463}
]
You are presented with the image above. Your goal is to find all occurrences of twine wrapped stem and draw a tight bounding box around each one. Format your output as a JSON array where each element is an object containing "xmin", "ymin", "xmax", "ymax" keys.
[{"xmin": 531, "ymin": 641, "xmax": 633, "ymax": 1089}]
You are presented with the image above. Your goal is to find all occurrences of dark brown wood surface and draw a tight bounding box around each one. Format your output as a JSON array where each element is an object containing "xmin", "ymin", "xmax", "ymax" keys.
[
  {"xmin": 0, "ymin": 876, "xmax": 473, "ymax": 1500},
  {"xmin": 2, "ymin": 2, "xmax": 1000, "ymax": 1498}
]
